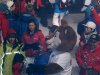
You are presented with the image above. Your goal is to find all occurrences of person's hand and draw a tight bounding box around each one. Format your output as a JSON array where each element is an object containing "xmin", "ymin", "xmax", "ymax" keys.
[
  {"xmin": 81, "ymin": 6, "xmax": 87, "ymax": 12},
  {"xmin": 79, "ymin": 41, "xmax": 85, "ymax": 47}
]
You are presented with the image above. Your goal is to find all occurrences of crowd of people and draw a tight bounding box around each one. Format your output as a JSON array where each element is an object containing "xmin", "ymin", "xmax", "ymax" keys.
[{"xmin": 0, "ymin": 0, "xmax": 100, "ymax": 75}]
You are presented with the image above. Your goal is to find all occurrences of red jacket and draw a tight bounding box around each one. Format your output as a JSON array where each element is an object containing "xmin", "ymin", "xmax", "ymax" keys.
[
  {"xmin": 76, "ymin": 43, "xmax": 100, "ymax": 72},
  {"xmin": 36, "ymin": 0, "xmax": 44, "ymax": 9},
  {"xmin": 14, "ymin": 0, "xmax": 27, "ymax": 13},
  {"xmin": 0, "ymin": 12, "xmax": 9, "ymax": 40},
  {"xmin": 22, "ymin": 30, "xmax": 47, "ymax": 51},
  {"xmin": 92, "ymin": 8, "xmax": 100, "ymax": 34}
]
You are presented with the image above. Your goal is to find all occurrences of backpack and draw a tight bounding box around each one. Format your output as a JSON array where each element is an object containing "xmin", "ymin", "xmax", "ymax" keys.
[{"xmin": 59, "ymin": 0, "xmax": 71, "ymax": 10}]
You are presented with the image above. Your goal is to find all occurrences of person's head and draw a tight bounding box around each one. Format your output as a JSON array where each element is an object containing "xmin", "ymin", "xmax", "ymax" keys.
[
  {"xmin": 27, "ymin": 4, "xmax": 33, "ymax": 12},
  {"xmin": 88, "ymin": 34, "xmax": 100, "ymax": 48},
  {"xmin": 27, "ymin": 20, "xmax": 38, "ymax": 32},
  {"xmin": 84, "ymin": 21, "xmax": 96, "ymax": 34},
  {"xmin": 7, "ymin": 1, "xmax": 14, "ymax": 11},
  {"xmin": 6, "ymin": 29, "xmax": 17, "ymax": 44}
]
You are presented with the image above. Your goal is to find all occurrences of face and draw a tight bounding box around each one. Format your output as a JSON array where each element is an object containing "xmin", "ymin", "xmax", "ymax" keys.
[
  {"xmin": 8, "ymin": 37, "xmax": 16, "ymax": 44},
  {"xmin": 85, "ymin": 27, "xmax": 93, "ymax": 34},
  {"xmin": 89, "ymin": 40, "xmax": 98, "ymax": 49},
  {"xmin": 10, "ymin": 4, "xmax": 15, "ymax": 11},
  {"xmin": 29, "ymin": 22, "xmax": 36, "ymax": 31}
]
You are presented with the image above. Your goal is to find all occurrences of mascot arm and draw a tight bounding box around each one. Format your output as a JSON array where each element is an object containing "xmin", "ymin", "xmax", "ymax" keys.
[{"xmin": 26, "ymin": 63, "xmax": 63, "ymax": 74}]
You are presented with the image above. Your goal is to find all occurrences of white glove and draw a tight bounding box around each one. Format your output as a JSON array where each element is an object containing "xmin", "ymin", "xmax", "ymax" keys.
[{"xmin": 81, "ymin": 6, "xmax": 87, "ymax": 12}]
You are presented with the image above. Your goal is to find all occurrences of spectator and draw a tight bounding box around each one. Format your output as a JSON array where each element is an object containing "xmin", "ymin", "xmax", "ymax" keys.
[
  {"xmin": 22, "ymin": 20, "xmax": 47, "ymax": 51},
  {"xmin": 0, "ymin": 28, "xmax": 24, "ymax": 75},
  {"xmin": 49, "ymin": 0, "xmax": 71, "ymax": 34},
  {"xmin": 76, "ymin": 34, "xmax": 100, "ymax": 75},
  {"xmin": 81, "ymin": 0, "xmax": 93, "ymax": 18},
  {"xmin": 37, "ymin": 0, "xmax": 51, "ymax": 27},
  {"xmin": 91, "ymin": 6, "xmax": 100, "ymax": 34},
  {"xmin": 13, "ymin": 0, "xmax": 27, "ymax": 17},
  {"xmin": 79, "ymin": 21, "xmax": 97, "ymax": 47}
]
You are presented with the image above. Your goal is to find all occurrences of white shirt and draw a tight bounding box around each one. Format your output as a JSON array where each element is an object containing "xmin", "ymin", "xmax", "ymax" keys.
[{"xmin": 48, "ymin": 51, "xmax": 72, "ymax": 75}]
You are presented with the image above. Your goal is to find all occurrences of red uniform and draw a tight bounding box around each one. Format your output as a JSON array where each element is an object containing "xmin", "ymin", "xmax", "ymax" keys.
[
  {"xmin": 14, "ymin": 0, "xmax": 27, "ymax": 14},
  {"xmin": 76, "ymin": 43, "xmax": 100, "ymax": 72},
  {"xmin": 36, "ymin": 0, "xmax": 44, "ymax": 9},
  {"xmin": 0, "ymin": 12, "xmax": 9, "ymax": 42},
  {"xmin": 91, "ymin": 8, "xmax": 100, "ymax": 34},
  {"xmin": 22, "ymin": 30, "xmax": 47, "ymax": 51}
]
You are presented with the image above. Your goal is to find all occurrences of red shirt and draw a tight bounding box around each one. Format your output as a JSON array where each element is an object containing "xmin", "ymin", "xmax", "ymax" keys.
[
  {"xmin": 76, "ymin": 43, "xmax": 100, "ymax": 72},
  {"xmin": 92, "ymin": 8, "xmax": 100, "ymax": 34}
]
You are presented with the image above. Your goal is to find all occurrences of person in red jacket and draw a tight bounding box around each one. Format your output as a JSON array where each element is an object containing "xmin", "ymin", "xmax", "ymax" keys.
[
  {"xmin": 91, "ymin": 6, "xmax": 100, "ymax": 34},
  {"xmin": 22, "ymin": 20, "xmax": 47, "ymax": 51},
  {"xmin": 0, "ymin": 3, "xmax": 9, "ymax": 44},
  {"xmin": 13, "ymin": 0, "xmax": 27, "ymax": 16},
  {"xmin": 76, "ymin": 34, "xmax": 100, "ymax": 75}
]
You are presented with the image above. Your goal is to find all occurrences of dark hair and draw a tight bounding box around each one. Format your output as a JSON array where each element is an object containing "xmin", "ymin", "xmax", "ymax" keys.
[{"xmin": 27, "ymin": 20, "xmax": 39, "ymax": 34}]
